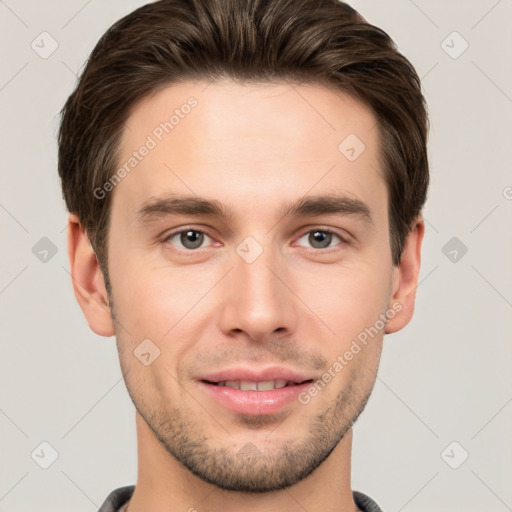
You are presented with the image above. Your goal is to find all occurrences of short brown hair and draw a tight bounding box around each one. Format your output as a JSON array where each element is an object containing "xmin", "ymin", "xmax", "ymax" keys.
[{"xmin": 58, "ymin": 0, "xmax": 429, "ymax": 273}]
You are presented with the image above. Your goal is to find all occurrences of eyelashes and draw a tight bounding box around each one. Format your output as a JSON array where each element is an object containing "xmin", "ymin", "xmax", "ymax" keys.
[{"xmin": 163, "ymin": 227, "xmax": 349, "ymax": 253}]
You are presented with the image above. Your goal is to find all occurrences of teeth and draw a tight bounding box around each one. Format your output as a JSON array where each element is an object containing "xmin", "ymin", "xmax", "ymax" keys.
[
  {"xmin": 257, "ymin": 380, "xmax": 275, "ymax": 391},
  {"xmin": 274, "ymin": 379, "xmax": 287, "ymax": 389},
  {"xmin": 215, "ymin": 379, "xmax": 292, "ymax": 391},
  {"xmin": 240, "ymin": 381, "xmax": 258, "ymax": 391}
]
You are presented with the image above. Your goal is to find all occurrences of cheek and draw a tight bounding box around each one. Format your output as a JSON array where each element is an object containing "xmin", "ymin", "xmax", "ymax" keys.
[
  {"xmin": 108, "ymin": 253, "xmax": 218, "ymax": 354},
  {"xmin": 304, "ymin": 264, "xmax": 391, "ymax": 342},
  {"xmin": 308, "ymin": 269, "xmax": 386, "ymax": 395},
  {"xmin": 110, "ymin": 249, "xmax": 168, "ymax": 320}
]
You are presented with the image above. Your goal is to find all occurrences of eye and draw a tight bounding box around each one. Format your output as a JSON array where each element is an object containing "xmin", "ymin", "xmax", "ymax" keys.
[
  {"xmin": 295, "ymin": 229, "xmax": 346, "ymax": 250},
  {"xmin": 163, "ymin": 227, "xmax": 347, "ymax": 253},
  {"xmin": 165, "ymin": 228, "xmax": 212, "ymax": 250}
]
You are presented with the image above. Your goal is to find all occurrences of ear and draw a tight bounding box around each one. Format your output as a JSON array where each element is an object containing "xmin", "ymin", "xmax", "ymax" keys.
[
  {"xmin": 67, "ymin": 213, "xmax": 115, "ymax": 337},
  {"xmin": 385, "ymin": 215, "xmax": 425, "ymax": 334}
]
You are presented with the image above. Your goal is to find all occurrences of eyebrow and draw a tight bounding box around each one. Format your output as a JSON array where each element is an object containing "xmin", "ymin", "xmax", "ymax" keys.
[{"xmin": 135, "ymin": 193, "xmax": 373, "ymax": 225}]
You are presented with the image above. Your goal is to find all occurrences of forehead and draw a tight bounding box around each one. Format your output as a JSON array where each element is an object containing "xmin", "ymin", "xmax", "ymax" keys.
[
  {"xmin": 124, "ymin": 79, "xmax": 378, "ymax": 155},
  {"xmin": 114, "ymin": 79, "xmax": 386, "ymax": 225}
]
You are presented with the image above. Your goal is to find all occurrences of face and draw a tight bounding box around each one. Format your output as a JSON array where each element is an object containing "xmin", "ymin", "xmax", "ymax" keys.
[{"xmin": 104, "ymin": 79, "xmax": 399, "ymax": 491}]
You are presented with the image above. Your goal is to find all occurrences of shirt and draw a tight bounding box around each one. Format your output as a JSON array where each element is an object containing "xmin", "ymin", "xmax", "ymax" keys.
[{"xmin": 97, "ymin": 485, "xmax": 384, "ymax": 511}]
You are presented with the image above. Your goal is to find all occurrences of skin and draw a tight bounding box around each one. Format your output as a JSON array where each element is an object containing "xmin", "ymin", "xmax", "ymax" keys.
[{"xmin": 68, "ymin": 79, "xmax": 424, "ymax": 512}]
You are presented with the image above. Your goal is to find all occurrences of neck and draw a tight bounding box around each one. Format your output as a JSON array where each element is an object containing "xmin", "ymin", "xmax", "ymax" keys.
[{"xmin": 126, "ymin": 411, "xmax": 360, "ymax": 512}]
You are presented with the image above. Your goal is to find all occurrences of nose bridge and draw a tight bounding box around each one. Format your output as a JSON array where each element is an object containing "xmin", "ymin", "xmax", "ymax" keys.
[{"xmin": 219, "ymin": 236, "xmax": 297, "ymax": 341}]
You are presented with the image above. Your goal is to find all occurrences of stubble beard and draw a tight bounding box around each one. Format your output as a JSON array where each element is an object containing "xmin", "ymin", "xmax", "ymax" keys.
[
  {"xmin": 127, "ymin": 372, "xmax": 373, "ymax": 493},
  {"xmin": 107, "ymin": 273, "xmax": 377, "ymax": 493}
]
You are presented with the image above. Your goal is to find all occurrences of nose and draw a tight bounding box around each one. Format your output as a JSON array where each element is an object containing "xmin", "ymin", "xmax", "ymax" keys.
[{"xmin": 217, "ymin": 241, "xmax": 298, "ymax": 344}]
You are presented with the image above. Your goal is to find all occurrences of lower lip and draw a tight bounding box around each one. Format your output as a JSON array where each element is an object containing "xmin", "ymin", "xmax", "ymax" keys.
[{"xmin": 198, "ymin": 381, "xmax": 311, "ymax": 416}]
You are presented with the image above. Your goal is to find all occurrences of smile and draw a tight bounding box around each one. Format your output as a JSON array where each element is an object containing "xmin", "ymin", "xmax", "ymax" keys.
[
  {"xmin": 205, "ymin": 379, "xmax": 311, "ymax": 391},
  {"xmin": 197, "ymin": 368, "xmax": 315, "ymax": 416}
]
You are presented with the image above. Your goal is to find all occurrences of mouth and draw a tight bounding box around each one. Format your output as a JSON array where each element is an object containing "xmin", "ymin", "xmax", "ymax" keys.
[
  {"xmin": 197, "ymin": 369, "xmax": 315, "ymax": 416},
  {"xmin": 202, "ymin": 379, "xmax": 313, "ymax": 391}
]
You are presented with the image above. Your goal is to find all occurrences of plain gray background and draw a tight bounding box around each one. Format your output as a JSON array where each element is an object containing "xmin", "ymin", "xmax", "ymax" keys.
[{"xmin": 1, "ymin": 1, "xmax": 511, "ymax": 511}]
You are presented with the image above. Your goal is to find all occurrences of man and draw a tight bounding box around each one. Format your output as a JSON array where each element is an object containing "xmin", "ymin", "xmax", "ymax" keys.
[{"xmin": 58, "ymin": 0, "xmax": 429, "ymax": 510}]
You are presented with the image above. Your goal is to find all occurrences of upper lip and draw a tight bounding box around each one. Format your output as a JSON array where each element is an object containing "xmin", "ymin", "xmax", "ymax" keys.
[{"xmin": 198, "ymin": 367, "xmax": 314, "ymax": 384}]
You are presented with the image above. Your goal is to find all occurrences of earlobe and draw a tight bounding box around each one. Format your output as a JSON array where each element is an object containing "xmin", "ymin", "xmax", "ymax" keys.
[
  {"xmin": 385, "ymin": 216, "xmax": 425, "ymax": 335},
  {"xmin": 67, "ymin": 213, "xmax": 115, "ymax": 337}
]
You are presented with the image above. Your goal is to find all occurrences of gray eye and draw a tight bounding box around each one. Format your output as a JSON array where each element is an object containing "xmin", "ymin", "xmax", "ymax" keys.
[
  {"xmin": 169, "ymin": 230, "xmax": 209, "ymax": 250},
  {"xmin": 297, "ymin": 230, "xmax": 340, "ymax": 249}
]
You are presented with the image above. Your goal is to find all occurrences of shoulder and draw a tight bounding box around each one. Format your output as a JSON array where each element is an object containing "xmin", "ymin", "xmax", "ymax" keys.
[
  {"xmin": 97, "ymin": 485, "xmax": 135, "ymax": 512},
  {"xmin": 353, "ymin": 490, "xmax": 384, "ymax": 512}
]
